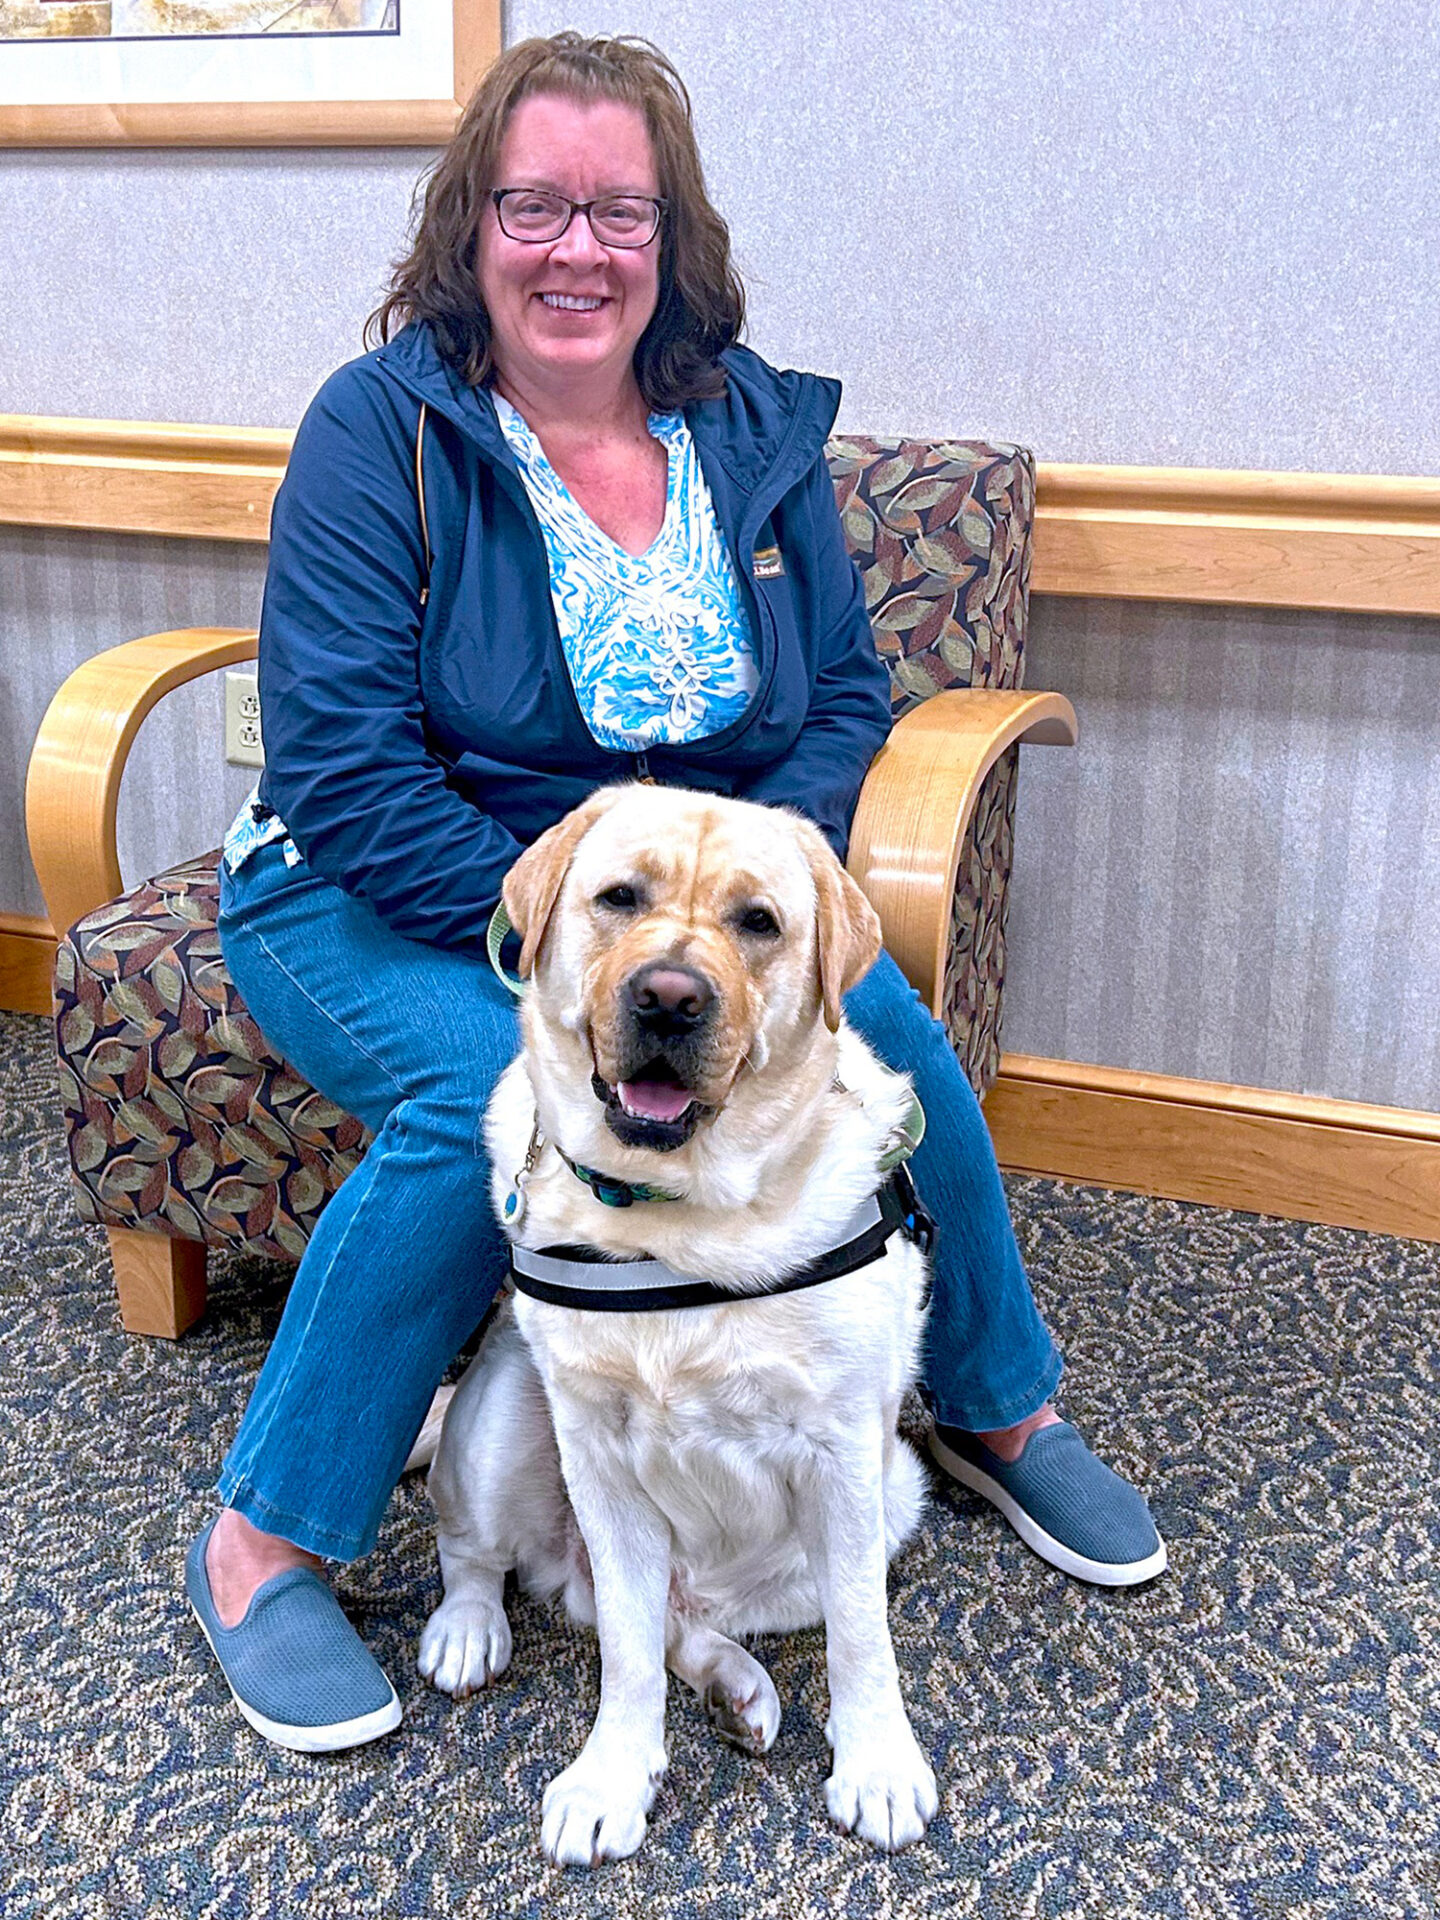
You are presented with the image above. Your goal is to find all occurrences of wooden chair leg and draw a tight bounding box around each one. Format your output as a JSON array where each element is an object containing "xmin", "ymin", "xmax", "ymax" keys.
[{"xmin": 107, "ymin": 1227, "xmax": 208, "ymax": 1337}]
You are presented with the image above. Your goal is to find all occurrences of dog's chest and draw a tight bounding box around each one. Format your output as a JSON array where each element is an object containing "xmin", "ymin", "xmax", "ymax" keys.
[
  {"xmin": 526, "ymin": 1304, "xmax": 821, "ymax": 1432},
  {"xmin": 515, "ymin": 1274, "xmax": 916, "ymax": 1557},
  {"xmin": 546, "ymin": 1330, "xmax": 831, "ymax": 1554}
]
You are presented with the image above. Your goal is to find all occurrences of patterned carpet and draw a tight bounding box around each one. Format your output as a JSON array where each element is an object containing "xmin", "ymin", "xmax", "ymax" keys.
[{"xmin": 3, "ymin": 1004, "xmax": 1438, "ymax": 1919}]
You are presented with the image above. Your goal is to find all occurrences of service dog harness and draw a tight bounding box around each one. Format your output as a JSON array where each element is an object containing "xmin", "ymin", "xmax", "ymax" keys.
[{"xmin": 502, "ymin": 1095, "xmax": 935, "ymax": 1315}]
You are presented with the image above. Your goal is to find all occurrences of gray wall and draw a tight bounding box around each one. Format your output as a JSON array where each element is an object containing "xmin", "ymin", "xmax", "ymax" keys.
[
  {"xmin": 4, "ymin": 2, "xmax": 1438, "ymax": 1109},
  {"xmin": 2, "ymin": 528, "xmax": 267, "ymax": 906},
  {"xmin": 7, "ymin": 1, "xmax": 1440, "ymax": 467},
  {"xmin": 1009, "ymin": 598, "xmax": 1440, "ymax": 1113}
]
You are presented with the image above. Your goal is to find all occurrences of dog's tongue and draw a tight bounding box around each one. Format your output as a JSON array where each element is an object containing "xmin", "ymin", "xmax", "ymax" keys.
[{"xmin": 619, "ymin": 1079, "xmax": 693, "ymax": 1123}]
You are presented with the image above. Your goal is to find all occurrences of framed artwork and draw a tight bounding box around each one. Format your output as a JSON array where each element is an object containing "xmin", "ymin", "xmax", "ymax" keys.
[{"xmin": 0, "ymin": 0, "xmax": 498, "ymax": 144}]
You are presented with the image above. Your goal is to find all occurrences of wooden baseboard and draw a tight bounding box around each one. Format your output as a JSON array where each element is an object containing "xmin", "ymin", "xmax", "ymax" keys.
[
  {"xmin": 986, "ymin": 1054, "xmax": 1440, "ymax": 1245},
  {"xmin": 0, "ymin": 916, "xmax": 55, "ymax": 1017}
]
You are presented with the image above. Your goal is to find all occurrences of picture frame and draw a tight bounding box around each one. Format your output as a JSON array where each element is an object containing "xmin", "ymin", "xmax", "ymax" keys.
[{"xmin": 0, "ymin": 0, "xmax": 498, "ymax": 146}]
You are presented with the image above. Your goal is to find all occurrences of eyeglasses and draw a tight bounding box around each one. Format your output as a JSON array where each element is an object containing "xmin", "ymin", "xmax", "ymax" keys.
[{"xmin": 490, "ymin": 188, "xmax": 665, "ymax": 249}]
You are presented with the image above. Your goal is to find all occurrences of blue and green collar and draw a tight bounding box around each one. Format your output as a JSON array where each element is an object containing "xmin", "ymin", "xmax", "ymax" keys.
[{"xmin": 556, "ymin": 1148, "xmax": 684, "ymax": 1209}]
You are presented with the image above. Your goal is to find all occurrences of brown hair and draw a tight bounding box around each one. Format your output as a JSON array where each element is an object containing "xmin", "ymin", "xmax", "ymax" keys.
[{"xmin": 366, "ymin": 33, "xmax": 745, "ymax": 409}]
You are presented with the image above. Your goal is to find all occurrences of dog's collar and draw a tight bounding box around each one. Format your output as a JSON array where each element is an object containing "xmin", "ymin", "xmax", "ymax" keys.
[
  {"xmin": 501, "ymin": 1123, "xmax": 684, "ymax": 1223},
  {"xmin": 504, "ymin": 1085, "xmax": 926, "ymax": 1221},
  {"xmin": 509, "ymin": 1165, "xmax": 935, "ymax": 1314},
  {"xmin": 556, "ymin": 1147, "xmax": 683, "ymax": 1208}
]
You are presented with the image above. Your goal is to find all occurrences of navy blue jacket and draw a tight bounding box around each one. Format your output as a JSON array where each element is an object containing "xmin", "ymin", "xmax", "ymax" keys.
[{"xmin": 256, "ymin": 323, "xmax": 893, "ymax": 953}]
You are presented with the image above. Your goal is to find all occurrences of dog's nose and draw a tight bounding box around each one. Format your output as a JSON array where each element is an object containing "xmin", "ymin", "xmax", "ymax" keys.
[{"xmin": 626, "ymin": 963, "xmax": 714, "ymax": 1032}]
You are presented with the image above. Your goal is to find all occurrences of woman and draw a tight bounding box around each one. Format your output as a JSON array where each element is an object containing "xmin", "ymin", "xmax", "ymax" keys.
[{"xmin": 192, "ymin": 32, "xmax": 1165, "ymax": 1755}]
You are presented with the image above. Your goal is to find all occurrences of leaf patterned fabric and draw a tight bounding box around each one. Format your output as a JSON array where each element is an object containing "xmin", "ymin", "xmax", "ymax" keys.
[
  {"xmin": 53, "ymin": 438, "xmax": 1034, "ymax": 1260},
  {"xmin": 55, "ymin": 857, "xmax": 370, "ymax": 1260}
]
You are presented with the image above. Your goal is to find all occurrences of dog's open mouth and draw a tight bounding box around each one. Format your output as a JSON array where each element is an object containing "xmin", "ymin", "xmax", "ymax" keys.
[{"xmin": 591, "ymin": 1061, "xmax": 709, "ymax": 1151}]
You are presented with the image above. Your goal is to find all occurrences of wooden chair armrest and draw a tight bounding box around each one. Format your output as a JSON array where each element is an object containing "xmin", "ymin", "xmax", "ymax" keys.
[
  {"xmin": 847, "ymin": 688, "xmax": 1078, "ymax": 1015},
  {"xmin": 25, "ymin": 627, "xmax": 259, "ymax": 936}
]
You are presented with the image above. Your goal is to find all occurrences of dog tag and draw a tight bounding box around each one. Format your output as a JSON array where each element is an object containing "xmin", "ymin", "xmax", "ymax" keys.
[{"xmin": 504, "ymin": 1120, "xmax": 544, "ymax": 1230}]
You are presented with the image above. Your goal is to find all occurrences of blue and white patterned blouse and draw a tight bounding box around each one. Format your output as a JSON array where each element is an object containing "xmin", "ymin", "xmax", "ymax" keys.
[
  {"xmin": 222, "ymin": 397, "xmax": 757, "ymax": 876},
  {"xmin": 493, "ymin": 393, "xmax": 757, "ymax": 750},
  {"xmin": 222, "ymin": 790, "xmax": 300, "ymax": 875}
]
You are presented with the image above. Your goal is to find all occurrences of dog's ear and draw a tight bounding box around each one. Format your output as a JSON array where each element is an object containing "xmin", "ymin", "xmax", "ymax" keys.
[
  {"xmin": 808, "ymin": 833, "xmax": 883, "ymax": 1030},
  {"xmin": 503, "ymin": 788, "xmax": 627, "ymax": 979}
]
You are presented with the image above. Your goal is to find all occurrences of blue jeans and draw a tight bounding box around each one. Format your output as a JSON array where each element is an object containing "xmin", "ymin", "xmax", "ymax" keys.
[{"xmin": 216, "ymin": 840, "xmax": 1061, "ymax": 1559}]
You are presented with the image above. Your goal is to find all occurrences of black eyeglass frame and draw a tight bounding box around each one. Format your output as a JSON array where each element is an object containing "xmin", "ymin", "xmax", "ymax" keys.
[{"xmin": 489, "ymin": 188, "xmax": 667, "ymax": 249}]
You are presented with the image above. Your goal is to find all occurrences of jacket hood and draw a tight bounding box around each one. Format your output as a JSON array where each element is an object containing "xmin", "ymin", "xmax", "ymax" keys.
[
  {"xmin": 373, "ymin": 321, "xmax": 509, "ymax": 457},
  {"xmin": 689, "ymin": 343, "xmax": 842, "ymax": 496},
  {"xmin": 372, "ymin": 322, "xmax": 841, "ymax": 493}
]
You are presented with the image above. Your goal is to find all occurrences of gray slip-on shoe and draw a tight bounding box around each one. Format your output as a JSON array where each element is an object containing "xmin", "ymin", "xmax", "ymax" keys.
[
  {"xmin": 186, "ymin": 1518, "xmax": 402, "ymax": 1752},
  {"xmin": 928, "ymin": 1419, "xmax": 1168, "ymax": 1587}
]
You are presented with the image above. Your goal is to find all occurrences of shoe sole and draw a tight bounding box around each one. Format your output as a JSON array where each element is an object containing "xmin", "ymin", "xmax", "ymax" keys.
[
  {"xmin": 190, "ymin": 1598, "xmax": 403, "ymax": 1754},
  {"xmin": 927, "ymin": 1428, "xmax": 1168, "ymax": 1588}
]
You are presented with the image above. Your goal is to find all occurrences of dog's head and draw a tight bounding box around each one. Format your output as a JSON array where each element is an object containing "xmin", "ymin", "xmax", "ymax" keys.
[{"xmin": 502, "ymin": 787, "xmax": 882, "ymax": 1153}]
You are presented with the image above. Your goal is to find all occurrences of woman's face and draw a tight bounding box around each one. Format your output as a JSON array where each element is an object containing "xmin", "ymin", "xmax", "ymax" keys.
[{"xmin": 478, "ymin": 91, "xmax": 662, "ymax": 405}]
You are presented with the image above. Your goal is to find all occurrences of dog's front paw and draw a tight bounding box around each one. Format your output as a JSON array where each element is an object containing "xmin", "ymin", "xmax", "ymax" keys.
[
  {"xmin": 417, "ymin": 1593, "xmax": 512, "ymax": 1697},
  {"xmin": 826, "ymin": 1726, "xmax": 938, "ymax": 1852},
  {"xmin": 541, "ymin": 1749, "xmax": 665, "ymax": 1868}
]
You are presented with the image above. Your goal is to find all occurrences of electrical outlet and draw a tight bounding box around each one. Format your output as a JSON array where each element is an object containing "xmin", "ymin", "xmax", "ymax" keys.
[{"xmin": 225, "ymin": 669, "xmax": 265, "ymax": 768}]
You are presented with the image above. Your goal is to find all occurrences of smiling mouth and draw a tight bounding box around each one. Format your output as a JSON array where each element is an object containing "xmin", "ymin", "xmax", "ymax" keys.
[
  {"xmin": 590, "ymin": 1065, "xmax": 709, "ymax": 1151},
  {"xmin": 539, "ymin": 293, "xmax": 606, "ymax": 312}
]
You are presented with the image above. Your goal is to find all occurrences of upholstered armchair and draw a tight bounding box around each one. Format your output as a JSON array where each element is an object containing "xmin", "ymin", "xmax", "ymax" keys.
[{"xmin": 26, "ymin": 437, "xmax": 1074, "ymax": 1338}]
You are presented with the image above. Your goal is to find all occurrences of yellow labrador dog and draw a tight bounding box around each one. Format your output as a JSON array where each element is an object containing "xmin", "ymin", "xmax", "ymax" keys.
[{"xmin": 419, "ymin": 786, "xmax": 937, "ymax": 1864}]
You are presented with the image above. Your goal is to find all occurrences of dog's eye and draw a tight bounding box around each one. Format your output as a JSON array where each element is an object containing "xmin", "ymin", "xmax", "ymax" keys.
[
  {"xmin": 735, "ymin": 904, "xmax": 781, "ymax": 938},
  {"xmin": 596, "ymin": 884, "xmax": 641, "ymax": 912}
]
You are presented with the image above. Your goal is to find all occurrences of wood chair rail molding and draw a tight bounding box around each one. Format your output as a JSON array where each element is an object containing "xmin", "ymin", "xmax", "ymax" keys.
[
  {"xmin": 0, "ymin": 417, "xmax": 290, "ymax": 543},
  {"xmin": 1035, "ymin": 463, "xmax": 1440, "ymax": 616},
  {"xmin": 5, "ymin": 414, "xmax": 1440, "ymax": 616}
]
